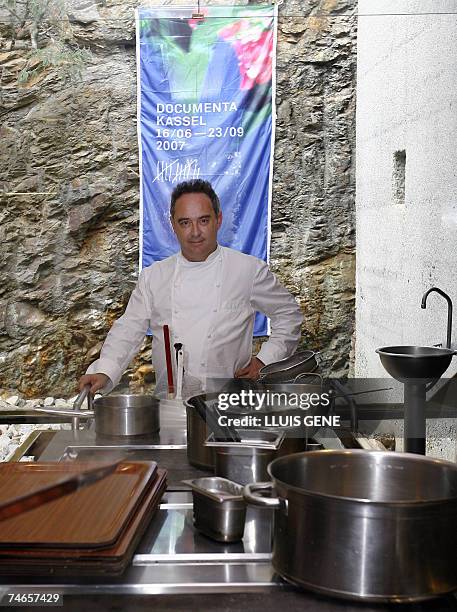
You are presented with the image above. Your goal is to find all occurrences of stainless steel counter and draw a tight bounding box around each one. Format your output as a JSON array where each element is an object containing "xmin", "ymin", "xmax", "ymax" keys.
[{"xmin": 1, "ymin": 400, "xmax": 457, "ymax": 611}]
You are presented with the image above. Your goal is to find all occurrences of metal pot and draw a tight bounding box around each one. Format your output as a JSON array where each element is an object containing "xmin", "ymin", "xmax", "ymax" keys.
[
  {"xmin": 185, "ymin": 397, "xmax": 215, "ymax": 470},
  {"xmin": 36, "ymin": 393, "xmax": 160, "ymax": 437},
  {"xmin": 209, "ymin": 435, "xmax": 305, "ymax": 484},
  {"xmin": 205, "ymin": 430, "xmax": 288, "ymax": 485},
  {"xmin": 183, "ymin": 477, "xmax": 246, "ymax": 542},
  {"xmin": 244, "ymin": 450, "xmax": 457, "ymax": 602},
  {"xmin": 258, "ymin": 350, "xmax": 319, "ymax": 382},
  {"xmin": 185, "ymin": 388, "xmax": 315, "ymax": 470}
]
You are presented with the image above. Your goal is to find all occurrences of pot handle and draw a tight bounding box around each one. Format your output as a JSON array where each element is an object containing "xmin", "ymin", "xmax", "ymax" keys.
[
  {"xmin": 293, "ymin": 371, "xmax": 323, "ymax": 384},
  {"xmin": 73, "ymin": 384, "xmax": 93, "ymax": 410},
  {"xmin": 72, "ymin": 384, "xmax": 93, "ymax": 432},
  {"xmin": 243, "ymin": 482, "xmax": 285, "ymax": 510},
  {"xmin": 34, "ymin": 408, "xmax": 95, "ymax": 418}
]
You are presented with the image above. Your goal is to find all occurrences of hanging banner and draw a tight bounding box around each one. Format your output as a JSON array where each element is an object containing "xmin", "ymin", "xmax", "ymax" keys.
[{"xmin": 136, "ymin": 5, "xmax": 277, "ymax": 335}]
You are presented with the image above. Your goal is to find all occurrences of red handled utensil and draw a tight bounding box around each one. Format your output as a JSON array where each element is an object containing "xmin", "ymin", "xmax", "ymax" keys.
[{"xmin": 163, "ymin": 324, "xmax": 174, "ymax": 397}]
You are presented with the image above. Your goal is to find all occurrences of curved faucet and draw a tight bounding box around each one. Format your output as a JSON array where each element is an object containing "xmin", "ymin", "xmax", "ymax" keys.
[{"xmin": 421, "ymin": 287, "xmax": 453, "ymax": 349}]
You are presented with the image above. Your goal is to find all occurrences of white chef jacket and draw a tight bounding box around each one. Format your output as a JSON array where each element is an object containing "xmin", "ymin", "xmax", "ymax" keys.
[
  {"xmin": 86, "ymin": 245, "xmax": 303, "ymax": 396},
  {"xmin": 172, "ymin": 247, "xmax": 220, "ymax": 387}
]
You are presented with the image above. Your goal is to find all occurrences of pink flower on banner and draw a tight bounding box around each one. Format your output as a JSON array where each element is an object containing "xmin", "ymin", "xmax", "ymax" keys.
[{"xmin": 219, "ymin": 19, "xmax": 273, "ymax": 90}]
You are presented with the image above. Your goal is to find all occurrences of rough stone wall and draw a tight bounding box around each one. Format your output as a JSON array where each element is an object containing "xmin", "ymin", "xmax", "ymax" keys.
[
  {"xmin": 0, "ymin": 0, "xmax": 356, "ymax": 397},
  {"xmin": 273, "ymin": 0, "xmax": 356, "ymax": 376}
]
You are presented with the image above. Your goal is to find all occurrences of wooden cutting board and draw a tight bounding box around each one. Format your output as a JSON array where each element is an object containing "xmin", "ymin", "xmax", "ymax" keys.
[
  {"xmin": 0, "ymin": 461, "xmax": 157, "ymax": 548},
  {"xmin": 0, "ymin": 469, "xmax": 167, "ymax": 575}
]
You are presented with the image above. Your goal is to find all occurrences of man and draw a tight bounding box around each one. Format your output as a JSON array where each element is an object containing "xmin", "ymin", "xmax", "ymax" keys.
[{"xmin": 79, "ymin": 180, "xmax": 303, "ymax": 396}]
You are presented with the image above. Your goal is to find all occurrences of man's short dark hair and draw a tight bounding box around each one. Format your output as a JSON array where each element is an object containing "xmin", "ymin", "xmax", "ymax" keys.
[{"xmin": 170, "ymin": 180, "xmax": 221, "ymax": 217}]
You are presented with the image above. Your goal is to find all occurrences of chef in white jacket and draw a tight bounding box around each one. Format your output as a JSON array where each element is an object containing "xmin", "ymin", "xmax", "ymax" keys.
[{"xmin": 79, "ymin": 180, "xmax": 303, "ymax": 397}]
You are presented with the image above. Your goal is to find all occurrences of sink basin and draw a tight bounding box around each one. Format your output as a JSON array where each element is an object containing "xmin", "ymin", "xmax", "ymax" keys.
[{"xmin": 376, "ymin": 346, "xmax": 455, "ymax": 383}]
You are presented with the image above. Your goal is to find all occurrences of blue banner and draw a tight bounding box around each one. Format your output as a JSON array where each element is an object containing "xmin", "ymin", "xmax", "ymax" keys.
[{"xmin": 136, "ymin": 5, "xmax": 277, "ymax": 335}]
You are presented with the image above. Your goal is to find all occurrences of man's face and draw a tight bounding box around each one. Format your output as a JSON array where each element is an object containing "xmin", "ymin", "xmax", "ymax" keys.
[{"xmin": 171, "ymin": 192, "xmax": 222, "ymax": 262}]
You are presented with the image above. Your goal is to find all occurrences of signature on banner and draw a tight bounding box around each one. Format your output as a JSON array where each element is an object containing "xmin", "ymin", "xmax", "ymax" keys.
[{"xmin": 153, "ymin": 158, "xmax": 201, "ymax": 183}]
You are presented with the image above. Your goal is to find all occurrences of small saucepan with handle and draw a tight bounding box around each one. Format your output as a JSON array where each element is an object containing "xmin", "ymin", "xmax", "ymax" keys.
[{"xmin": 35, "ymin": 386, "xmax": 160, "ymax": 437}]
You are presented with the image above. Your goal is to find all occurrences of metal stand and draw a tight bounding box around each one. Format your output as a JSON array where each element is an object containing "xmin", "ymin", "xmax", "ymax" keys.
[{"xmin": 403, "ymin": 383, "xmax": 426, "ymax": 454}]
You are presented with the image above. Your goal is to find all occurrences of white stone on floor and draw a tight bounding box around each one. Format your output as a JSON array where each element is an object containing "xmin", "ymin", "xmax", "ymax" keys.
[
  {"xmin": 6, "ymin": 396, "xmax": 21, "ymax": 406},
  {"xmin": 0, "ymin": 394, "xmax": 72, "ymax": 461}
]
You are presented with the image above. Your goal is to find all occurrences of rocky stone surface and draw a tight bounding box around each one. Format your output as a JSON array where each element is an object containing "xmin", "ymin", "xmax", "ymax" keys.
[
  {"xmin": 273, "ymin": 0, "xmax": 356, "ymax": 376},
  {"xmin": 0, "ymin": 422, "xmax": 70, "ymax": 461},
  {"xmin": 0, "ymin": 0, "xmax": 356, "ymax": 397}
]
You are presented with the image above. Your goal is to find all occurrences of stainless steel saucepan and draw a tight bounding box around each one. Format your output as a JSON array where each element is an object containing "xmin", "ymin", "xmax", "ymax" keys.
[
  {"xmin": 35, "ymin": 386, "xmax": 160, "ymax": 437},
  {"xmin": 244, "ymin": 450, "xmax": 457, "ymax": 602}
]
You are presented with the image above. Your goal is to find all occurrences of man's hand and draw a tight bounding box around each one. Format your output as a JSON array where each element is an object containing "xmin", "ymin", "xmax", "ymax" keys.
[
  {"xmin": 78, "ymin": 373, "xmax": 110, "ymax": 394},
  {"xmin": 234, "ymin": 357, "xmax": 265, "ymax": 380}
]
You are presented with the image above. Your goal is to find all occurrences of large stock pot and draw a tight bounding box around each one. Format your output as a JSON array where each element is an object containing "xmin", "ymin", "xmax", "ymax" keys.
[{"xmin": 244, "ymin": 450, "xmax": 457, "ymax": 602}]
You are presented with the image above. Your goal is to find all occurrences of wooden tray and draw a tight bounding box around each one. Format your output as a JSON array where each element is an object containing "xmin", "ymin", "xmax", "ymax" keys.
[
  {"xmin": 0, "ymin": 469, "xmax": 167, "ymax": 575},
  {"xmin": 0, "ymin": 461, "xmax": 157, "ymax": 549}
]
